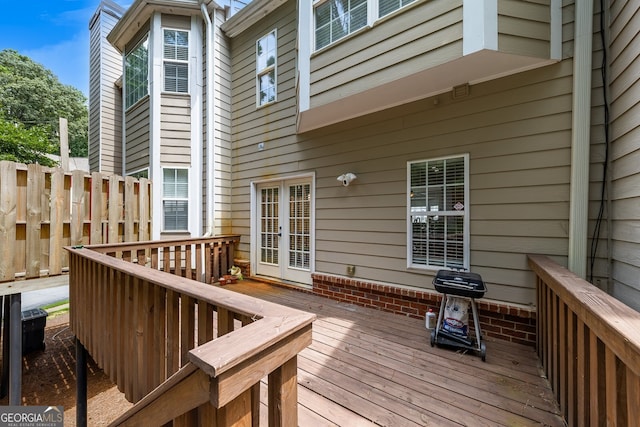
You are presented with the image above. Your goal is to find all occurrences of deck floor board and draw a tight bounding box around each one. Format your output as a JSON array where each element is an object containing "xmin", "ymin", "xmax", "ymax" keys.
[{"xmin": 229, "ymin": 280, "xmax": 564, "ymax": 426}]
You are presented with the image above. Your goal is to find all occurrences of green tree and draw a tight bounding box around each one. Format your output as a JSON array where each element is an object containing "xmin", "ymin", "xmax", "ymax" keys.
[
  {"xmin": 0, "ymin": 49, "xmax": 88, "ymax": 160},
  {"xmin": 0, "ymin": 114, "xmax": 57, "ymax": 166}
]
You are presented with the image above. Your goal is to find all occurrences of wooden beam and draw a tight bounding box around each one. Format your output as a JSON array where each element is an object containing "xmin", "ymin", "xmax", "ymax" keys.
[{"xmin": 111, "ymin": 364, "xmax": 210, "ymax": 426}]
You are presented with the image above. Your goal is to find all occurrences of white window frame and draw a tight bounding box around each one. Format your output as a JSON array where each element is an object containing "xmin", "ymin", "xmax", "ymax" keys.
[
  {"xmin": 162, "ymin": 28, "xmax": 189, "ymax": 94},
  {"xmin": 313, "ymin": 0, "xmax": 369, "ymax": 51},
  {"xmin": 127, "ymin": 168, "xmax": 149, "ymax": 179},
  {"xmin": 162, "ymin": 167, "xmax": 190, "ymax": 232},
  {"xmin": 407, "ymin": 154, "xmax": 470, "ymax": 271},
  {"xmin": 124, "ymin": 36, "xmax": 149, "ymax": 110},
  {"xmin": 256, "ymin": 29, "xmax": 278, "ymax": 107},
  {"xmin": 378, "ymin": 0, "xmax": 417, "ymax": 19}
]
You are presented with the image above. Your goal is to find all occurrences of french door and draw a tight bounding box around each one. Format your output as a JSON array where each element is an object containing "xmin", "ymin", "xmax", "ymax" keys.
[{"xmin": 255, "ymin": 179, "xmax": 313, "ymax": 285}]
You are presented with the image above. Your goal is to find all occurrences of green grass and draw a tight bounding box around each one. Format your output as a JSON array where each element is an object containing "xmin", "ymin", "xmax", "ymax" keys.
[{"xmin": 40, "ymin": 299, "xmax": 70, "ymax": 317}]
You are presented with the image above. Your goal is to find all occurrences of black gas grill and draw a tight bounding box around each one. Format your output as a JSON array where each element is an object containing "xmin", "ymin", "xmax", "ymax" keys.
[{"xmin": 430, "ymin": 269, "xmax": 487, "ymax": 361}]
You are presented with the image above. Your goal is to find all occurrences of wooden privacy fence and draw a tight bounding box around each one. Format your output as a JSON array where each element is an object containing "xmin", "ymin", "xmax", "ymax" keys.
[
  {"xmin": 529, "ymin": 255, "xmax": 640, "ymax": 426},
  {"xmin": 67, "ymin": 239, "xmax": 315, "ymax": 426},
  {"xmin": 0, "ymin": 161, "xmax": 151, "ymax": 283}
]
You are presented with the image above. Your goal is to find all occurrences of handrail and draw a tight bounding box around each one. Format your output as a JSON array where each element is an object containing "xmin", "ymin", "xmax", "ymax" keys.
[
  {"xmin": 529, "ymin": 255, "xmax": 640, "ymax": 426},
  {"xmin": 67, "ymin": 241, "xmax": 315, "ymax": 425},
  {"xmin": 87, "ymin": 235, "xmax": 241, "ymax": 284}
]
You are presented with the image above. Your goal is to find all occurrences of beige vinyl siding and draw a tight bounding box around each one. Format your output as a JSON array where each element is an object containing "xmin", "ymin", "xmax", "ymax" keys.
[
  {"xmin": 608, "ymin": 0, "xmax": 640, "ymax": 310},
  {"xmin": 214, "ymin": 10, "xmax": 234, "ymax": 234},
  {"xmin": 89, "ymin": 5, "xmax": 123, "ymax": 174},
  {"xmin": 124, "ymin": 97, "xmax": 150, "ymax": 173},
  {"xmin": 229, "ymin": 0, "xmax": 576, "ymax": 306},
  {"xmin": 309, "ymin": 0, "xmax": 463, "ymax": 108},
  {"xmin": 160, "ymin": 94, "xmax": 191, "ymax": 165},
  {"xmin": 89, "ymin": 12, "xmax": 101, "ymax": 172},
  {"xmin": 497, "ymin": 0, "xmax": 551, "ymax": 58},
  {"xmin": 229, "ymin": 0, "xmax": 299, "ymax": 256}
]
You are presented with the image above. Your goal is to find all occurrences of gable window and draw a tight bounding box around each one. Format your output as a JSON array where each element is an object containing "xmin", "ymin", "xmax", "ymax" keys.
[
  {"xmin": 124, "ymin": 37, "xmax": 149, "ymax": 109},
  {"xmin": 408, "ymin": 155, "xmax": 469, "ymax": 270},
  {"xmin": 163, "ymin": 29, "xmax": 189, "ymax": 93},
  {"xmin": 257, "ymin": 30, "xmax": 277, "ymax": 106},
  {"xmin": 314, "ymin": 0, "xmax": 368, "ymax": 50},
  {"xmin": 378, "ymin": 0, "xmax": 417, "ymax": 18},
  {"xmin": 163, "ymin": 168, "xmax": 189, "ymax": 231}
]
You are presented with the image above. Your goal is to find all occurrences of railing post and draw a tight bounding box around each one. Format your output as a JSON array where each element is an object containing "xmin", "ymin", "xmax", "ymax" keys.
[
  {"xmin": 268, "ymin": 356, "xmax": 298, "ymax": 427},
  {"xmin": 218, "ymin": 388, "xmax": 252, "ymax": 426},
  {"xmin": 9, "ymin": 293, "xmax": 22, "ymax": 406},
  {"xmin": 1, "ymin": 296, "xmax": 9, "ymax": 399}
]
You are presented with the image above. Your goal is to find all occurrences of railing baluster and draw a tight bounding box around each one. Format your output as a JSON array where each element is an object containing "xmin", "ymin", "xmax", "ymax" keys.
[
  {"xmin": 167, "ymin": 289, "xmax": 180, "ymax": 376},
  {"xmin": 589, "ymin": 330, "xmax": 599, "ymax": 426},
  {"xmin": 605, "ymin": 347, "xmax": 616, "ymax": 425},
  {"xmin": 180, "ymin": 295, "xmax": 196, "ymax": 366},
  {"xmin": 627, "ymin": 367, "xmax": 640, "ymax": 423},
  {"xmin": 153, "ymin": 285, "xmax": 167, "ymax": 388},
  {"xmin": 576, "ymin": 318, "xmax": 586, "ymax": 427},
  {"xmin": 123, "ymin": 273, "xmax": 133, "ymax": 401},
  {"xmin": 116, "ymin": 269, "xmax": 125, "ymax": 392}
]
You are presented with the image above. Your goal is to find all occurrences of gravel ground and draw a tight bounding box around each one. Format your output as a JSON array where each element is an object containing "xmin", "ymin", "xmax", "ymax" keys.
[{"xmin": 0, "ymin": 311, "xmax": 132, "ymax": 426}]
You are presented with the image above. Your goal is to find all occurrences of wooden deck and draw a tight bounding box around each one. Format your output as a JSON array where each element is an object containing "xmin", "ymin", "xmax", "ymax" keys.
[{"xmin": 228, "ymin": 280, "xmax": 564, "ymax": 427}]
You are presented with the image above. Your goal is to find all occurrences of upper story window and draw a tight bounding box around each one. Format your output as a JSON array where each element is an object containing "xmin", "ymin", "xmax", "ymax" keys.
[
  {"xmin": 163, "ymin": 167, "xmax": 189, "ymax": 231},
  {"xmin": 378, "ymin": 0, "xmax": 417, "ymax": 18},
  {"xmin": 314, "ymin": 0, "xmax": 368, "ymax": 50},
  {"xmin": 124, "ymin": 37, "xmax": 149, "ymax": 109},
  {"xmin": 257, "ymin": 30, "xmax": 277, "ymax": 106},
  {"xmin": 163, "ymin": 29, "xmax": 189, "ymax": 93},
  {"xmin": 408, "ymin": 155, "xmax": 469, "ymax": 270}
]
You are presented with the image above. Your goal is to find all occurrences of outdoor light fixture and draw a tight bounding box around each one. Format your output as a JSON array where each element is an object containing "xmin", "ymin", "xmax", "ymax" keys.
[{"xmin": 337, "ymin": 173, "xmax": 357, "ymax": 186}]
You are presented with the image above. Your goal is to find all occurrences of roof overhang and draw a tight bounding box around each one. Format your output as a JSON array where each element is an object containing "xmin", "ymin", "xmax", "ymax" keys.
[
  {"xmin": 108, "ymin": 0, "xmax": 209, "ymax": 53},
  {"xmin": 297, "ymin": 50, "xmax": 559, "ymax": 133},
  {"xmin": 220, "ymin": 0, "xmax": 287, "ymax": 38}
]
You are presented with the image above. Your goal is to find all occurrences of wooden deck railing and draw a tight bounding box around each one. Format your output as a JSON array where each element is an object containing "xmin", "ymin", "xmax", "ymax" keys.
[
  {"xmin": 87, "ymin": 235, "xmax": 240, "ymax": 284},
  {"xmin": 529, "ymin": 255, "xmax": 640, "ymax": 426},
  {"xmin": 67, "ymin": 239, "xmax": 315, "ymax": 426}
]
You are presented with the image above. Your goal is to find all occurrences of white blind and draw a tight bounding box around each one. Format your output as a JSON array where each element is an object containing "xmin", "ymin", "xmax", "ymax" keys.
[{"xmin": 410, "ymin": 156, "xmax": 466, "ymax": 269}]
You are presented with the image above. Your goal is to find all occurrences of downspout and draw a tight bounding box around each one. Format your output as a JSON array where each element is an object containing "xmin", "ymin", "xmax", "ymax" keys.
[
  {"xmin": 200, "ymin": 1, "xmax": 216, "ymax": 236},
  {"xmin": 568, "ymin": 0, "xmax": 594, "ymax": 278}
]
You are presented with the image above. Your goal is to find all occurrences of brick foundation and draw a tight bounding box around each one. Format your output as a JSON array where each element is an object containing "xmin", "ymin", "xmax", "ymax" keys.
[{"xmin": 312, "ymin": 273, "xmax": 537, "ymax": 347}]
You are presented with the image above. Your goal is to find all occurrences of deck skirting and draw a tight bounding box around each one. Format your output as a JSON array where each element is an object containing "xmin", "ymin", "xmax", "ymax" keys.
[{"xmin": 311, "ymin": 273, "xmax": 536, "ymax": 347}]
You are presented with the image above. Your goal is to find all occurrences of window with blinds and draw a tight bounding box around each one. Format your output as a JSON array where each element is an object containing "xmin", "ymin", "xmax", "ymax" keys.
[
  {"xmin": 256, "ymin": 30, "xmax": 277, "ymax": 106},
  {"xmin": 124, "ymin": 37, "xmax": 149, "ymax": 109},
  {"xmin": 408, "ymin": 155, "xmax": 468, "ymax": 270},
  {"xmin": 163, "ymin": 168, "xmax": 189, "ymax": 231},
  {"xmin": 163, "ymin": 29, "xmax": 189, "ymax": 93},
  {"xmin": 378, "ymin": 0, "xmax": 417, "ymax": 18},
  {"xmin": 314, "ymin": 0, "xmax": 368, "ymax": 50}
]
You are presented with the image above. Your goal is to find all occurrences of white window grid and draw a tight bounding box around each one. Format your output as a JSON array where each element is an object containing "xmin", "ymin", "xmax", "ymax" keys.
[
  {"xmin": 162, "ymin": 167, "xmax": 189, "ymax": 232},
  {"xmin": 124, "ymin": 36, "xmax": 149, "ymax": 109},
  {"xmin": 256, "ymin": 29, "xmax": 277, "ymax": 107},
  {"xmin": 163, "ymin": 29, "xmax": 189, "ymax": 94},
  {"xmin": 313, "ymin": 0, "xmax": 419, "ymax": 51},
  {"xmin": 407, "ymin": 154, "xmax": 469, "ymax": 270}
]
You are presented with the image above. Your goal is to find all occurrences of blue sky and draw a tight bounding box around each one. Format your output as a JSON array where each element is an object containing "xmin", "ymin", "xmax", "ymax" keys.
[{"xmin": 0, "ymin": 1, "xmax": 129, "ymax": 98}]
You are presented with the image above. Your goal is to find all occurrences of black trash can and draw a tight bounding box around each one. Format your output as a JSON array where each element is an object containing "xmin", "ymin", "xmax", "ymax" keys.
[{"xmin": 22, "ymin": 308, "xmax": 48, "ymax": 355}]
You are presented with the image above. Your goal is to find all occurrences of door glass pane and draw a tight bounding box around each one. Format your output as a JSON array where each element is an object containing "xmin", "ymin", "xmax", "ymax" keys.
[
  {"xmin": 288, "ymin": 184, "xmax": 310, "ymax": 270},
  {"xmin": 260, "ymin": 187, "xmax": 279, "ymax": 265}
]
